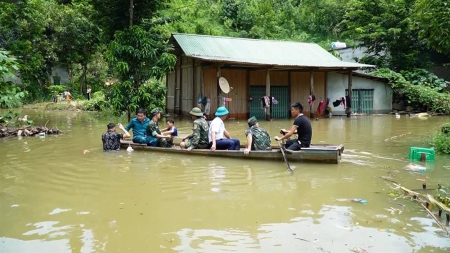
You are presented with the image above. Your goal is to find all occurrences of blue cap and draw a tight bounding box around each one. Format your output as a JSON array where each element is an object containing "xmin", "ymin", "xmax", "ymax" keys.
[{"xmin": 215, "ymin": 107, "xmax": 229, "ymax": 117}]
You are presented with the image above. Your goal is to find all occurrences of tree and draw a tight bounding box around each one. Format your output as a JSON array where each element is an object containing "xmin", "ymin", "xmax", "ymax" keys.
[
  {"xmin": 89, "ymin": 0, "xmax": 168, "ymax": 40},
  {"xmin": 413, "ymin": 0, "xmax": 450, "ymax": 56},
  {"xmin": 0, "ymin": 50, "xmax": 26, "ymax": 108},
  {"xmin": 340, "ymin": 0, "xmax": 428, "ymax": 70},
  {"xmin": 0, "ymin": 0, "xmax": 58, "ymax": 91},
  {"xmin": 52, "ymin": 1, "xmax": 101, "ymax": 94},
  {"xmin": 107, "ymin": 21, "xmax": 175, "ymax": 119}
]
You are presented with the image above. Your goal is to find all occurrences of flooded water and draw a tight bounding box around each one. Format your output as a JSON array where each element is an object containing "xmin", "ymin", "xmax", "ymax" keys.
[{"xmin": 1, "ymin": 110, "xmax": 450, "ymax": 253}]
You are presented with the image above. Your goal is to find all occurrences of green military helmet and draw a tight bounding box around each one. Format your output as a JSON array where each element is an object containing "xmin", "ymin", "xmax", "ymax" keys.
[
  {"xmin": 248, "ymin": 116, "xmax": 258, "ymax": 126},
  {"xmin": 189, "ymin": 107, "xmax": 204, "ymax": 117},
  {"xmin": 150, "ymin": 108, "xmax": 161, "ymax": 117}
]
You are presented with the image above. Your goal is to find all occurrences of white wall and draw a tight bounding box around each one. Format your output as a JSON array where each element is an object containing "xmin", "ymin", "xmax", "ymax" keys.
[
  {"xmin": 327, "ymin": 72, "xmax": 392, "ymax": 114},
  {"xmin": 50, "ymin": 64, "xmax": 69, "ymax": 84}
]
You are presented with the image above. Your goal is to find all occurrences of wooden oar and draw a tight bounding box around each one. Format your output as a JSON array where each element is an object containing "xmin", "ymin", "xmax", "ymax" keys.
[{"xmin": 277, "ymin": 140, "xmax": 292, "ymax": 172}]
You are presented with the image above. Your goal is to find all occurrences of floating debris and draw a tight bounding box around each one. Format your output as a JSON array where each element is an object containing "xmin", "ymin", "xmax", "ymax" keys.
[{"xmin": 0, "ymin": 126, "xmax": 61, "ymax": 138}]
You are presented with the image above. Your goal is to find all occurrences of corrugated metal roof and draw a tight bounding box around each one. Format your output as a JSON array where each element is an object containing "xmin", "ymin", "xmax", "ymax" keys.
[{"xmin": 171, "ymin": 33, "xmax": 374, "ymax": 69}]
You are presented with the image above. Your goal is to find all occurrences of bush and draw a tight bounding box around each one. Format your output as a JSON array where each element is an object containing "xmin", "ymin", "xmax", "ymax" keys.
[
  {"xmin": 371, "ymin": 68, "xmax": 450, "ymax": 113},
  {"xmin": 430, "ymin": 124, "xmax": 450, "ymax": 154},
  {"xmin": 79, "ymin": 91, "xmax": 107, "ymax": 111}
]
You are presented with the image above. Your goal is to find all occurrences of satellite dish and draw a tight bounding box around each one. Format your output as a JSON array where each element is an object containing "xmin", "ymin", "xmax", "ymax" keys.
[{"xmin": 218, "ymin": 77, "xmax": 230, "ymax": 94}]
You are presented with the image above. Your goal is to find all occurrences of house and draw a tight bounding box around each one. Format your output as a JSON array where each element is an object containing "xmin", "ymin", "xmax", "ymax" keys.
[
  {"xmin": 327, "ymin": 72, "xmax": 392, "ymax": 114},
  {"xmin": 166, "ymin": 33, "xmax": 378, "ymax": 120},
  {"xmin": 330, "ymin": 46, "xmax": 392, "ymax": 114}
]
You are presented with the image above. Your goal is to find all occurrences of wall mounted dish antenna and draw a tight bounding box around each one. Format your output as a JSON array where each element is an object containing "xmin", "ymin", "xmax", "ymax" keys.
[{"xmin": 218, "ymin": 77, "xmax": 230, "ymax": 94}]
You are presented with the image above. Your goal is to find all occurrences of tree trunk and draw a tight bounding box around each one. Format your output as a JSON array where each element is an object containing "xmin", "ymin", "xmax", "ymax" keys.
[
  {"xmin": 129, "ymin": 0, "xmax": 134, "ymax": 27},
  {"xmin": 80, "ymin": 63, "xmax": 88, "ymax": 95}
]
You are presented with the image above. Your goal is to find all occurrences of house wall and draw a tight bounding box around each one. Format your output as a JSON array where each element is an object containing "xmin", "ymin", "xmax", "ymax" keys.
[
  {"xmin": 203, "ymin": 67, "xmax": 249, "ymax": 119},
  {"xmin": 166, "ymin": 70, "xmax": 176, "ymax": 114},
  {"xmin": 249, "ymin": 70, "xmax": 288, "ymax": 86},
  {"xmin": 290, "ymin": 72, "xmax": 326, "ymax": 118},
  {"xmin": 50, "ymin": 64, "xmax": 69, "ymax": 84},
  {"xmin": 327, "ymin": 72, "xmax": 392, "ymax": 114},
  {"xmin": 165, "ymin": 57, "xmax": 328, "ymax": 119},
  {"xmin": 181, "ymin": 56, "xmax": 194, "ymax": 113},
  {"xmin": 220, "ymin": 69, "xmax": 248, "ymax": 119}
]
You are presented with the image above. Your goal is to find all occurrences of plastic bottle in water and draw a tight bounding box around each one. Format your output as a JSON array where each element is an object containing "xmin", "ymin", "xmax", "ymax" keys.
[
  {"xmin": 351, "ymin": 199, "xmax": 368, "ymax": 204},
  {"xmin": 407, "ymin": 167, "xmax": 426, "ymax": 172}
]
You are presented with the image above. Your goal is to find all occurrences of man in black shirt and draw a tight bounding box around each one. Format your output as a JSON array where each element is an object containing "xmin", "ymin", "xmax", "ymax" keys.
[
  {"xmin": 102, "ymin": 123, "xmax": 131, "ymax": 151},
  {"xmin": 275, "ymin": 102, "xmax": 312, "ymax": 150}
]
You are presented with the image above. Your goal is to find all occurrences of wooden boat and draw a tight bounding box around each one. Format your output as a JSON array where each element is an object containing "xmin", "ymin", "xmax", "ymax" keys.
[{"xmin": 120, "ymin": 140, "xmax": 344, "ymax": 164}]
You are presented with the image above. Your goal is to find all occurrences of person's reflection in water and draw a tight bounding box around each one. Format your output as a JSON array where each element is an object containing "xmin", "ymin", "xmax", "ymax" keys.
[
  {"xmin": 209, "ymin": 163, "xmax": 225, "ymax": 193},
  {"xmin": 245, "ymin": 165, "xmax": 252, "ymax": 185}
]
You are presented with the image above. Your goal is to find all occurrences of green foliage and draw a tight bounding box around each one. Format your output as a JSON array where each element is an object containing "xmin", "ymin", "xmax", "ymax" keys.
[
  {"xmin": 108, "ymin": 78, "xmax": 166, "ymax": 117},
  {"xmin": 0, "ymin": 49, "xmax": 26, "ymax": 108},
  {"xmin": 401, "ymin": 69, "xmax": 449, "ymax": 92},
  {"xmin": 79, "ymin": 90, "xmax": 108, "ymax": 111},
  {"xmin": 46, "ymin": 85, "xmax": 66, "ymax": 94},
  {"xmin": 413, "ymin": 0, "xmax": 450, "ymax": 56},
  {"xmin": 340, "ymin": 0, "xmax": 429, "ymax": 70},
  {"xmin": 371, "ymin": 68, "xmax": 450, "ymax": 113},
  {"xmin": 72, "ymin": 50, "xmax": 109, "ymax": 92},
  {"xmin": 107, "ymin": 23, "xmax": 175, "ymax": 117},
  {"xmin": 52, "ymin": 1, "xmax": 102, "ymax": 94},
  {"xmin": 430, "ymin": 124, "xmax": 450, "ymax": 154},
  {"xmin": 0, "ymin": 110, "xmax": 18, "ymax": 127},
  {"xmin": 89, "ymin": 0, "xmax": 169, "ymax": 40}
]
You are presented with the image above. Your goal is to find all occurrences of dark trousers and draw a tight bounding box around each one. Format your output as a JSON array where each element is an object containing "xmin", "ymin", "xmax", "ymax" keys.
[
  {"xmin": 213, "ymin": 138, "xmax": 241, "ymax": 150},
  {"xmin": 285, "ymin": 139, "xmax": 307, "ymax": 151}
]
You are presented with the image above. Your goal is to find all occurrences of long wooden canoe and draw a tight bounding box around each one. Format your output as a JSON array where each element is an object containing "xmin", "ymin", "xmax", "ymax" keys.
[{"xmin": 120, "ymin": 140, "xmax": 344, "ymax": 164}]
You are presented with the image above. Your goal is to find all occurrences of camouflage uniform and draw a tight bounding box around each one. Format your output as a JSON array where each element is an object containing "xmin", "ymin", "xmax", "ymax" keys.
[
  {"xmin": 185, "ymin": 118, "xmax": 210, "ymax": 149},
  {"xmin": 147, "ymin": 120, "xmax": 173, "ymax": 148},
  {"xmin": 245, "ymin": 126, "xmax": 271, "ymax": 150}
]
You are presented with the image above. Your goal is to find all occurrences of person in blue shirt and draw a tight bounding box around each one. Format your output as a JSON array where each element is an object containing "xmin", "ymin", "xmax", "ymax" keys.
[
  {"xmin": 125, "ymin": 108, "xmax": 151, "ymax": 144},
  {"xmin": 162, "ymin": 119, "xmax": 178, "ymax": 137}
]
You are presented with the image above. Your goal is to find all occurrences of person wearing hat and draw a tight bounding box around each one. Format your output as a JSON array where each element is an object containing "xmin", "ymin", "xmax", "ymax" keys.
[
  {"xmin": 146, "ymin": 108, "xmax": 172, "ymax": 147},
  {"xmin": 208, "ymin": 106, "xmax": 240, "ymax": 151},
  {"xmin": 244, "ymin": 116, "xmax": 271, "ymax": 155},
  {"xmin": 125, "ymin": 108, "xmax": 151, "ymax": 144},
  {"xmin": 274, "ymin": 102, "xmax": 312, "ymax": 150},
  {"xmin": 180, "ymin": 107, "xmax": 210, "ymax": 151}
]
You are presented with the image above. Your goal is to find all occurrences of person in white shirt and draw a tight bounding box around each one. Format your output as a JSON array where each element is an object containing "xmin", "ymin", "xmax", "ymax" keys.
[{"xmin": 208, "ymin": 107, "xmax": 240, "ymax": 151}]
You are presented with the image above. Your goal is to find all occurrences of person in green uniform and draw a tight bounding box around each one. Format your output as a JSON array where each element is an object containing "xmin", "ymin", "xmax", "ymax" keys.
[
  {"xmin": 146, "ymin": 108, "xmax": 173, "ymax": 147},
  {"xmin": 244, "ymin": 116, "xmax": 271, "ymax": 155},
  {"xmin": 180, "ymin": 107, "xmax": 210, "ymax": 151}
]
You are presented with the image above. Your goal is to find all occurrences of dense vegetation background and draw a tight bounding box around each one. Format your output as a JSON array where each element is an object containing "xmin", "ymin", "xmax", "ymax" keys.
[{"xmin": 0, "ymin": 0, "xmax": 449, "ymax": 115}]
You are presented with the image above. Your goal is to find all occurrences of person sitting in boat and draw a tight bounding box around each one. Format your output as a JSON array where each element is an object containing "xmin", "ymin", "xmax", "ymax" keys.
[
  {"xmin": 161, "ymin": 119, "xmax": 178, "ymax": 137},
  {"xmin": 274, "ymin": 102, "xmax": 312, "ymax": 150},
  {"xmin": 125, "ymin": 108, "xmax": 151, "ymax": 144},
  {"xmin": 180, "ymin": 107, "xmax": 210, "ymax": 151},
  {"xmin": 102, "ymin": 123, "xmax": 131, "ymax": 151},
  {"xmin": 208, "ymin": 107, "xmax": 240, "ymax": 151},
  {"xmin": 244, "ymin": 116, "xmax": 271, "ymax": 155},
  {"xmin": 146, "ymin": 108, "xmax": 172, "ymax": 147}
]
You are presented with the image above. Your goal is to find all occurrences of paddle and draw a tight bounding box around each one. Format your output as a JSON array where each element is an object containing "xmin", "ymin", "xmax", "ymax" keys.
[{"xmin": 277, "ymin": 140, "xmax": 292, "ymax": 172}]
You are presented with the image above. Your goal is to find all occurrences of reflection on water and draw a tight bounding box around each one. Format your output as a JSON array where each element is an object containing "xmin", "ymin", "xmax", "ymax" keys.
[
  {"xmin": 171, "ymin": 205, "xmax": 450, "ymax": 252},
  {"xmin": 1, "ymin": 111, "xmax": 450, "ymax": 252}
]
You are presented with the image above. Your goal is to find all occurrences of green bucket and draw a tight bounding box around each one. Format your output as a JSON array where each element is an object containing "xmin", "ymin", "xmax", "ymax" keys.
[{"xmin": 409, "ymin": 147, "xmax": 435, "ymax": 161}]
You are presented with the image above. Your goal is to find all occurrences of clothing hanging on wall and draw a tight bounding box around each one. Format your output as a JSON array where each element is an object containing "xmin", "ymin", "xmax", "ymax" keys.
[
  {"xmin": 317, "ymin": 98, "xmax": 326, "ymax": 114},
  {"xmin": 204, "ymin": 98, "xmax": 211, "ymax": 115}
]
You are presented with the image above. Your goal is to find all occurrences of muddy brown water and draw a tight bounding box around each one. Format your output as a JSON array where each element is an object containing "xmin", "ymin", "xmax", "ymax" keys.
[{"xmin": 1, "ymin": 110, "xmax": 450, "ymax": 252}]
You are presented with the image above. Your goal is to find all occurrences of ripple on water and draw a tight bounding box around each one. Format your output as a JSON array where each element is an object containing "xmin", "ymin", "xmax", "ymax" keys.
[{"xmin": 166, "ymin": 205, "xmax": 450, "ymax": 252}]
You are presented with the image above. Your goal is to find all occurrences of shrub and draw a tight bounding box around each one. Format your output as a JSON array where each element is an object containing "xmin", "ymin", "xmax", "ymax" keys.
[
  {"xmin": 371, "ymin": 68, "xmax": 450, "ymax": 113},
  {"xmin": 430, "ymin": 123, "xmax": 450, "ymax": 154},
  {"xmin": 79, "ymin": 91, "xmax": 107, "ymax": 111}
]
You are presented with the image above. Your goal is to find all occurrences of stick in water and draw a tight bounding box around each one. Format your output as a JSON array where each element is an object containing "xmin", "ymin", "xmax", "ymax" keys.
[{"xmin": 277, "ymin": 140, "xmax": 292, "ymax": 172}]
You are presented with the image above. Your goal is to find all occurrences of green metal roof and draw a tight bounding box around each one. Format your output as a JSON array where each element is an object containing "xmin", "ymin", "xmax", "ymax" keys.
[{"xmin": 170, "ymin": 33, "xmax": 374, "ymax": 69}]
